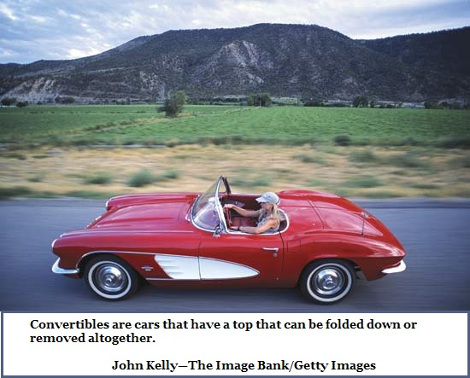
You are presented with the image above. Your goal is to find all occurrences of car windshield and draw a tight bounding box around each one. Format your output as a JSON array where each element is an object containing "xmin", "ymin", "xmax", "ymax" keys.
[{"xmin": 191, "ymin": 177, "xmax": 226, "ymax": 231}]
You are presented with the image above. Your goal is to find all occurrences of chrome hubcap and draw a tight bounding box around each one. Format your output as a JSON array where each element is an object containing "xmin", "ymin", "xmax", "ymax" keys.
[
  {"xmin": 94, "ymin": 263, "xmax": 128, "ymax": 293},
  {"xmin": 313, "ymin": 267, "xmax": 344, "ymax": 295}
]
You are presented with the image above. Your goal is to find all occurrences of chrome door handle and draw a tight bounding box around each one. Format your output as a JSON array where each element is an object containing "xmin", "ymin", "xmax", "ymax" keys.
[{"xmin": 262, "ymin": 247, "xmax": 279, "ymax": 252}]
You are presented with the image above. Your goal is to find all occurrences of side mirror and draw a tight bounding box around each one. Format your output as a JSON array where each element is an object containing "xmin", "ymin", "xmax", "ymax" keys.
[{"xmin": 213, "ymin": 226, "xmax": 222, "ymax": 238}]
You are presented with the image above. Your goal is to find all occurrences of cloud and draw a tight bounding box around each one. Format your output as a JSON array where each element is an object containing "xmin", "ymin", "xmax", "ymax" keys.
[
  {"xmin": 0, "ymin": 3, "xmax": 18, "ymax": 21},
  {"xmin": 0, "ymin": 0, "xmax": 468, "ymax": 64},
  {"xmin": 342, "ymin": 0, "xmax": 470, "ymax": 38}
]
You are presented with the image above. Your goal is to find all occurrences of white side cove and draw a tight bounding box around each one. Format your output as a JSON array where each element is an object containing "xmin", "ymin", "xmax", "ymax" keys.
[
  {"xmin": 154, "ymin": 254, "xmax": 200, "ymax": 280},
  {"xmin": 154, "ymin": 254, "xmax": 259, "ymax": 280},
  {"xmin": 199, "ymin": 257, "xmax": 259, "ymax": 279}
]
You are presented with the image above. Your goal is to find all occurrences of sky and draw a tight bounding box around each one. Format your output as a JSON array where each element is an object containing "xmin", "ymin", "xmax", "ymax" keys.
[{"xmin": 0, "ymin": 0, "xmax": 469, "ymax": 64}]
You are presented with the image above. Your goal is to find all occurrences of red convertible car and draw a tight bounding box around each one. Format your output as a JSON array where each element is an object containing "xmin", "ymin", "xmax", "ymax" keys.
[{"xmin": 52, "ymin": 176, "xmax": 406, "ymax": 304}]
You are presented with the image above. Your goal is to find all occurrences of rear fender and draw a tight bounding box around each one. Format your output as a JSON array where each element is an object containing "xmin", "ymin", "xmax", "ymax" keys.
[{"xmin": 283, "ymin": 233, "xmax": 404, "ymax": 285}]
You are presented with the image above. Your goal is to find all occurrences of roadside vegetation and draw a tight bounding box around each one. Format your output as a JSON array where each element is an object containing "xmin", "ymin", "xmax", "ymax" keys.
[{"xmin": 0, "ymin": 105, "xmax": 469, "ymax": 199}]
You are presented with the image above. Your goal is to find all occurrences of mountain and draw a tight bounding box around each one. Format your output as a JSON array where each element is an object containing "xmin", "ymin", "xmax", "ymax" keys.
[{"xmin": 1, "ymin": 23, "xmax": 469, "ymax": 103}]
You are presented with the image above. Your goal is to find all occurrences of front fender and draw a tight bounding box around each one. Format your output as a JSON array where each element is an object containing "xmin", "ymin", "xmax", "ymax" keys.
[{"xmin": 282, "ymin": 233, "xmax": 406, "ymax": 284}]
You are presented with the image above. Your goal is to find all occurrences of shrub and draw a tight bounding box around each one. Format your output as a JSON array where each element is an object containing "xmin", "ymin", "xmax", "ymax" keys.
[
  {"xmin": 386, "ymin": 152, "xmax": 429, "ymax": 169},
  {"xmin": 3, "ymin": 152, "xmax": 27, "ymax": 160},
  {"xmin": 83, "ymin": 173, "xmax": 113, "ymax": 185},
  {"xmin": 157, "ymin": 170, "xmax": 179, "ymax": 181},
  {"xmin": 353, "ymin": 96, "xmax": 369, "ymax": 108},
  {"xmin": 55, "ymin": 96, "xmax": 76, "ymax": 104},
  {"xmin": 436, "ymin": 137, "xmax": 470, "ymax": 149},
  {"xmin": 28, "ymin": 174, "xmax": 44, "ymax": 183},
  {"xmin": 449, "ymin": 155, "xmax": 470, "ymax": 168},
  {"xmin": 334, "ymin": 135, "xmax": 352, "ymax": 146},
  {"xmin": 158, "ymin": 91, "xmax": 187, "ymax": 117},
  {"xmin": 424, "ymin": 101, "xmax": 444, "ymax": 109},
  {"xmin": 293, "ymin": 153, "xmax": 325, "ymax": 164},
  {"xmin": 127, "ymin": 169, "xmax": 156, "ymax": 187},
  {"xmin": 0, "ymin": 186, "xmax": 32, "ymax": 199},
  {"xmin": 1, "ymin": 97, "xmax": 16, "ymax": 106},
  {"xmin": 343, "ymin": 176, "xmax": 383, "ymax": 188},
  {"xmin": 247, "ymin": 93, "xmax": 272, "ymax": 107},
  {"xmin": 349, "ymin": 150, "xmax": 379, "ymax": 164}
]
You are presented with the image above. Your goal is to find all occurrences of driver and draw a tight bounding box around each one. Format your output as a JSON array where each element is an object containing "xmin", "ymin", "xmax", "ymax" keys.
[{"xmin": 224, "ymin": 192, "xmax": 283, "ymax": 234}]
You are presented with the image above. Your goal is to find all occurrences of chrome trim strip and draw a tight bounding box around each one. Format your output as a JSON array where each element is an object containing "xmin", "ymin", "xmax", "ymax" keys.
[
  {"xmin": 146, "ymin": 277, "xmax": 184, "ymax": 281},
  {"xmin": 278, "ymin": 209, "xmax": 290, "ymax": 234},
  {"xmin": 65, "ymin": 230, "xmax": 194, "ymax": 236},
  {"xmin": 74, "ymin": 250, "xmax": 160, "ymax": 272},
  {"xmin": 52, "ymin": 258, "xmax": 79, "ymax": 275},
  {"xmin": 81, "ymin": 250, "xmax": 157, "ymax": 259},
  {"xmin": 382, "ymin": 261, "xmax": 406, "ymax": 274}
]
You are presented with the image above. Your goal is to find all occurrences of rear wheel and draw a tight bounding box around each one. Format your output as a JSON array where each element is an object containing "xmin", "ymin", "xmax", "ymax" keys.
[
  {"xmin": 84, "ymin": 256, "xmax": 140, "ymax": 300},
  {"xmin": 300, "ymin": 260, "xmax": 355, "ymax": 304}
]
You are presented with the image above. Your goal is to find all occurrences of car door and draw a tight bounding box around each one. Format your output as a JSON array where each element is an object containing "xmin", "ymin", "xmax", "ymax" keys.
[{"xmin": 198, "ymin": 232, "xmax": 284, "ymax": 284}]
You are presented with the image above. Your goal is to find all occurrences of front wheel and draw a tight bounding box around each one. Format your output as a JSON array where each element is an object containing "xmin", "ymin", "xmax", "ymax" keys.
[
  {"xmin": 84, "ymin": 256, "xmax": 140, "ymax": 300},
  {"xmin": 300, "ymin": 260, "xmax": 355, "ymax": 304}
]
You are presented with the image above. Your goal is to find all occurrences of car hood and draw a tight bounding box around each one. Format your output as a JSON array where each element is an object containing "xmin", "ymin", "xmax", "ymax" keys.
[{"xmin": 89, "ymin": 193, "xmax": 197, "ymax": 231}]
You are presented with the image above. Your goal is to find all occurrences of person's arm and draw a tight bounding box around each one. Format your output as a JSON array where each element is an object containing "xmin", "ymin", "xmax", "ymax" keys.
[
  {"xmin": 236, "ymin": 219, "xmax": 278, "ymax": 234},
  {"xmin": 224, "ymin": 204, "xmax": 259, "ymax": 218}
]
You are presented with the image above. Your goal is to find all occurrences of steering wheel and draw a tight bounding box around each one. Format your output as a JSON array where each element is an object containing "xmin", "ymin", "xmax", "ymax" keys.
[{"xmin": 223, "ymin": 206, "xmax": 233, "ymax": 228}]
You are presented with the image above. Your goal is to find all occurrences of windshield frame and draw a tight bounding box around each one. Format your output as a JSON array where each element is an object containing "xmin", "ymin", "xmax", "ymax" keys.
[{"xmin": 191, "ymin": 176, "xmax": 229, "ymax": 232}]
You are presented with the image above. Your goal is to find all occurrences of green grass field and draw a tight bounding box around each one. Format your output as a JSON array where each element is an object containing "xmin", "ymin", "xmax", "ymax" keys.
[
  {"xmin": 1, "ymin": 105, "xmax": 469, "ymax": 199},
  {"xmin": 1, "ymin": 105, "xmax": 469, "ymax": 147}
]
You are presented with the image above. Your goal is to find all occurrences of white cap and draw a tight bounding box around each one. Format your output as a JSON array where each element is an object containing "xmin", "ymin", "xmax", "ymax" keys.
[{"xmin": 256, "ymin": 192, "xmax": 280, "ymax": 205}]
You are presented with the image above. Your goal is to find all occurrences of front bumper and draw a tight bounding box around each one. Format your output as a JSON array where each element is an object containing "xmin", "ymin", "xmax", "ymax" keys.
[
  {"xmin": 52, "ymin": 258, "xmax": 79, "ymax": 275},
  {"xmin": 382, "ymin": 260, "xmax": 406, "ymax": 274}
]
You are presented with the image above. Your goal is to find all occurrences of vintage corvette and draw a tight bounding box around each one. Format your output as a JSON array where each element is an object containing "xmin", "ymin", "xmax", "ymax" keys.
[{"xmin": 52, "ymin": 176, "xmax": 406, "ymax": 304}]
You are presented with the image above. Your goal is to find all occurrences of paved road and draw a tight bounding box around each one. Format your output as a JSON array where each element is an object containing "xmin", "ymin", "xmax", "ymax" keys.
[{"xmin": 1, "ymin": 198, "xmax": 469, "ymax": 312}]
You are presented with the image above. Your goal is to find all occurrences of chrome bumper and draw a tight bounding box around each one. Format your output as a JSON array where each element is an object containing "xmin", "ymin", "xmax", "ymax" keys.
[
  {"xmin": 382, "ymin": 260, "xmax": 406, "ymax": 274},
  {"xmin": 52, "ymin": 258, "xmax": 79, "ymax": 275}
]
